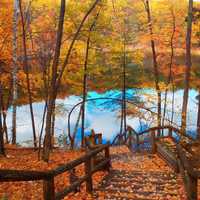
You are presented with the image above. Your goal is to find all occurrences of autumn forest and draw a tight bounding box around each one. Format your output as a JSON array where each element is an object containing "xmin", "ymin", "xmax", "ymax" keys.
[{"xmin": 0, "ymin": 0, "xmax": 200, "ymax": 199}]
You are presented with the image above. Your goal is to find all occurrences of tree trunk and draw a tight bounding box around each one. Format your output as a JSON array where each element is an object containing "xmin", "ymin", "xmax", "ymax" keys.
[
  {"xmin": 197, "ymin": 90, "xmax": 200, "ymax": 140},
  {"xmin": 12, "ymin": 0, "xmax": 19, "ymax": 145},
  {"xmin": 42, "ymin": 0, "xmax": 101, "ymax": 161},
  {"xmin": 1, "ymin": 85, "xmax": 12, "ymax": 144},
  {"xmin": 171, "ymin": 76, "xmax": 175, "ymax": 124},
  {"xmin": 119, "ymin": 34, "xmax": 127, "ymax": 142},
  {"xmin": 123, "ymin": 34, "xmax": 127, "ymax": 140},
  {"xmin": 81, "ymin": 35, "xmax": 90, "ymax": 148},
  {"xmin": 50, "ymin": 101, "xmax": 55, "ymax": 149},
  {"xmin": 2, "ymin": 111, "xmax": 8, "ymax": 144},
  {"xmin": 0, "ymin": 84, "xmax": 5, "ymax": 156},
  {"xmin": 144, "ymin": 0, "xmax": 161, "ymax": 134},
  {"xmin": 70, "ymin": 106, "xmax": 82, "ymax": 149},
  {"xmin": 162, "ymin": 8, "xmax": 176, "ymax": 129},
  {"xmin": 38, "ymin": 102, "xmax": 47, "ymax": 160},
  {"xmin": 55, "ymin": 0, "xmax": 101, "ymax": 91},
  {"xmin": 81, "ymin": 10, "xmax": 100, "ymax": 148},
  {"xmin": 38, "ymin": 54, "xmax": 50, "ymax": 160},
  {"xmin": 181, "ymin": 0, "xmax": 193, "ymax": 133},
  {"xmin": 19, "ymin": 0, "xmax": 37, "ymax": 148},
  {"xmin": 119, "ymin": 98, "xmax": 124, "ymax": 137},
  {"xmin": 42, "ymin": 0, "xmax": 66, "ymax": 162}
]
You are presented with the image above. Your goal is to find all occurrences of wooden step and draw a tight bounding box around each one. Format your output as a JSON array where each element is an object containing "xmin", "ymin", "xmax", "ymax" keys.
[{"xmin": 96, "ymin": 169, "xmax": 182, "ymax": 200}]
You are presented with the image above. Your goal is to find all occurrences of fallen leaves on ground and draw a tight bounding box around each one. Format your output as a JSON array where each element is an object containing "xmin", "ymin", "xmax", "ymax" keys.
[
  {"xmin": 0, "ymin": 145, "xmax": 195, "ymax": 199},
  {"xmin": 0, "ymin": 146, "xmax": 107, "ymax": 200}
]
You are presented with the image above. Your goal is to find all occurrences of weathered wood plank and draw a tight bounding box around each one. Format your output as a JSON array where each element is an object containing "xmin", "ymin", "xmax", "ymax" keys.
[
  {"xmin": 92, "ymin": 158, "xmax": 110, "ymax": 173},
  {"xmin": 177, "ymin": 143, "xmax": 199, "ymax": 200},
  {"xmin": 156, "ymin": 142, "xmax": 178, "ymax": 172},
  {"xmin": 85, "ymin": 157, "xmax": 93, "ymax": 193},
  {"xmin": 55, "ymin": 175, "xmax": 89, "ymax": 200},
  {"xmin": 151, "ymin": 131, "xmax": 156, "ymax": 153},
  {"xmin": 55, "ymin": 158, "xmax": 110, "ymax": 200},
  {"xmin": 178, "ymin": 154, "xmax": 198, "ymax": 200},
  {"xmin": 43, "ymin": 177, "xmax": 55, "ymax": 200},
  {"xmin": 185, "ymin": 171, "xmax": 198, "ymax": 200},
  {"xmin": 105, "ymin": 146, "xmax": 111, "ymax": 171},
  {"xmin": 53, "ymin": 144, "xmax": 109, "ymax": 176},
  {"xmin": 176, "ymin": 144, "xmax": 197, "ymax": 176},
  {"xmin": 0, "ymin": 169, "xmax": 52, "ymax": 182}
]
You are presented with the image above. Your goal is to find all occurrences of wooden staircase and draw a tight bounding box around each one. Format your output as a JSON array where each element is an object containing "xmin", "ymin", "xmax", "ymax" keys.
[
  {"xmin": 97, "ymin": 169, "xmax": 183, "ymax": 200},
  {"xmin": 93, "ymin": 145, "xmax": 186, "ymax": 200}
]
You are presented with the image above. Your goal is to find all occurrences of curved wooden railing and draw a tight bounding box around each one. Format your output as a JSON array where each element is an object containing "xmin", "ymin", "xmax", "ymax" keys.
[
  {"xmin": 129, "ymin": 126, "xmax": 170, "ymax": 152},
  {"xmin": 113, "ymin": 125, "xmax": 195, "ymax": 151},
  {"xmin": 0, "ymin": 144, "xmax": 110, "ymax": 200},
  {"xmin": 176, "ymin": 142, "xmax": 200, "ymax": 200},
  {"xmin": 123, "ymin": 125, "xmax": 199, "ymax": 200}
]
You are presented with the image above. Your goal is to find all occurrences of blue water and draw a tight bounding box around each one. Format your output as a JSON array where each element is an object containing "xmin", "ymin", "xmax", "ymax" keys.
[{"xmin": 6, "ymin": 89, "xmax": 199, "ymax": 146}]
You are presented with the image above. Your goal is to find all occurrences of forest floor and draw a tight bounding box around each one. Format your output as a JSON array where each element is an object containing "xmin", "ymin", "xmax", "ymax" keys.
[{"xmin": 0, "ymin": 145, "xmax": 196, "ymax": 200}]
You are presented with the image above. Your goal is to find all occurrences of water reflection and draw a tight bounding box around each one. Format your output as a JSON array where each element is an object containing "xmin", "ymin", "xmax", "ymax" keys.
[{"xmin": 6, "ymin": 89, "xmax": 198, "ymax": 146}]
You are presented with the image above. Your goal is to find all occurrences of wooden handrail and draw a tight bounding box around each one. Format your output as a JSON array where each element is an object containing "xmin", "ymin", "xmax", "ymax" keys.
[
  {"xmin": 177, "ymin": 144, "xmax": 200, "ymax": 178},
  {"xmin": 127, "ymin": 125, "xmax": 195, "ymax": 141},
  {"xmin": 0, "ymin": 144, "xmax": 111, "ymax": 200},
  {"xmin": 127, "ymin": 125, "xmax": 181, "ymax": 136},
  {"xmin": 0, "ymin": 169, "xmax": 53, "ymax": 182},
  {"xmin": 176, "ymin": 143, "xmax": 200, "ymax": 200},
  {"xmin": 112, "ymin": 125, "xmax": 175, "ymax": 145},
  {"xmin": 85, "ymin": 130, "xmax": 103, "ymax": 149},
  {"xmin": 55, "ymin": 157, "xmax": 110, "ymax": 200},
  {"xmin": 53, "ymin": 144, "xmax": 109, "ymax": 176},
  {"xmin": 114, "ymin": 125, "xmax": 200, "ymax": 199}
]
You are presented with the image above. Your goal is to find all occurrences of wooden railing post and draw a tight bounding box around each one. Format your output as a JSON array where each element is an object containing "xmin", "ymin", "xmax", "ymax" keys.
[
  {"xmin": 105, "ymin": 145, "xmax": 111, "ymax": 171},
  {"xmin": 177, "ymin": 143, "xmax": 198, "ymax": 200},
  {"xmin": 169, "ymin": 127, "xmax": 172, "ymax": 138},
  {"xmin": 85, "ymin": 157, "xmax": 93, "ymax": 193},
  {"xmin": 91, "ymin": 129, "xmax": 95, "ymax": 145},
  {"xmin": 43, "ymin": 176, "xmax": 55, "ymax": 200},
  {"xmin": 98, "ymin": 134, "xmax": 102, "ymax": 144},
  {"xmin": 151, "ymin": 131, "xmax": 156, "ymax": 154},
  {"xmin": 136, "ymin": 134, "xmax": 139, "ymax": 152},
  {"xmin": 128, "ymin": 130, "xmax": 132, "ymax": 148},
  {"xmin": 186, "ymin": 172, "xmax": 198, "ymax": 200}
]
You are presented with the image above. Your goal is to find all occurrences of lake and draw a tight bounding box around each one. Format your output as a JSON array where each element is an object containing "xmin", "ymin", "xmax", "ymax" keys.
[{"xmin": 6, "ymin": 89, "xmax": 199, "ymax": 146}]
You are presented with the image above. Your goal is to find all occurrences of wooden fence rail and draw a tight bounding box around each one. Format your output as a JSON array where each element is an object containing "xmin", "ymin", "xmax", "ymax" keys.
[
  {"xmin": 0, "ymin": 144, "xmax": 110, "ymax": 200},
  {"xmin": 177, "ymin": 144, "xmax": 200, "ymax": 200},
  {"xmin": 127, "ymin": 125, "xmax": 200, "ymax": 200}
]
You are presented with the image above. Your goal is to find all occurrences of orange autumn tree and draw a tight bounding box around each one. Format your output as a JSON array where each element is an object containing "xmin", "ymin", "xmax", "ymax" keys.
[
  {"xmin": 0, "ymin": 0, "xmax": 13, "ymax": 155},
  {"xmin": 42, "ymin": 0, "xmax": 102, "ymax": 162}
]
